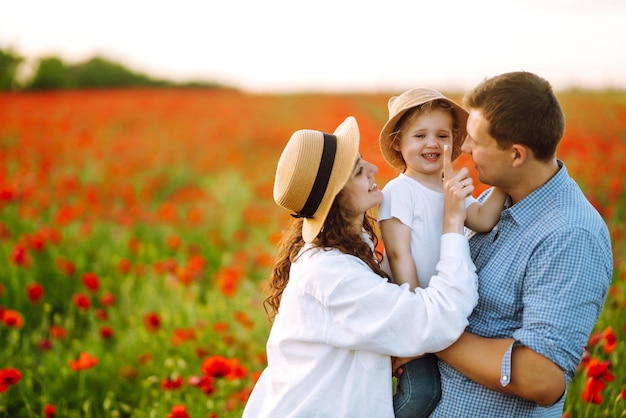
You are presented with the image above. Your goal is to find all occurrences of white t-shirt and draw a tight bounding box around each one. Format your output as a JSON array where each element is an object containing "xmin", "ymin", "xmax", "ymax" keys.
[
  {"xmin": 378, "ymin": 173, "xmax": 477, "ymax": 288},
  {"xmin": 242, "ymin": 234, "xmax": 478, "ymax": 418}
]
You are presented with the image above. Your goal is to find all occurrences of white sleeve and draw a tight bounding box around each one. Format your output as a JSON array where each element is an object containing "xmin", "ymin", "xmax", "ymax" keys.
[
  {"xmin": 378, "ymin": 180, "xmax": 415, "ymax": 227},
  {"xmin": 324, "ymin": 233, "xmax": 478, "ymax": 357}
]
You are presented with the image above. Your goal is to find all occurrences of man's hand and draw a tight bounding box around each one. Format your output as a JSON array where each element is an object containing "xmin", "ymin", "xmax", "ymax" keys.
[{"xmin": 392, "ymin": 355, "xmax": 423, "ymax": 378}]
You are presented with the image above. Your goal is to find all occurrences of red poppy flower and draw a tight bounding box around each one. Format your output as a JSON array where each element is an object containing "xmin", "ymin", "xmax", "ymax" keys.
[
  {"xmin": 100, "ymin": 292, "xmax": 116, "ymax": 307},
  {"xmin": 0, "ymin": 221, "xmax": 11, "ymax": 239},
  {"xmin": 138, "ymin": 353, "xmax": 153, "ymax": 365},
  {"xmin": 184, "ymin": 254, "xmax": 206, "ymax": 282},
  {"xmin": 251, "ymin": 369, "xmax": 263, "ymax": 384},
  {"xmin": 10, "ymin": 244, "xmax": 30, "ymax": 267},
  {"xmin": 215, "ymin": 266, "xmax": 243, "ymax": 297},
  {"xmin": 171, "ymin": 328, "xmax": 197, "ymax": 346},
  {"xmin": 99, "ymin": 325, "xmax": 114, "ymax": 339},
  {"xmin": 188, "ymin": 375, "xmax": 215, "ymax": 395},
  {"xmin": 56, "ymin": 257, "xmax": 76, "ymax": 276},
  {"xmin": 119, "ymin": 365, "xmax": 138, "ymax": 380},
  {"xmin": 29, "ymin": 230, "xmax": 47, "ymax": 251},
  {"xmin": 50, "ymin": 325, "xmax": 67, "ymax": 339},
  {"xmin": 69, "ymin": 352, "xmax": 99, "ymax": 371},
  {"xmin": 165, "ymin": 234, "xmax": 182, "ymax": 251},
  {"xmin": 195, "ymin": 347, "xmax": 209, "ymax": 358},
  {"xmin": 1, "ymin": 309, "xmax": 24, "ymax": 328},
  {"xmin": 95, "ymin": 309, "xmax": 108, "ymax": 321},
  {"xmin": 143, "ymin": 312, "xmax": 161, "ymax": 332},
  {"xmin": 224, "ymin": 357, "xmax": 248, "ymax": 380},
  {"xmin": 602, "ymin": 327, "xmax": 617, "ymax": 354},
  {"xmin": 201, "ymin": 355, "xmax": 231, "ymax": 378},
  {"xmin": 26, "ymin": 282, "xmax": 45, "ymax": 304},
  {"xmin": 234, "ymin": 311, "xmax": 254, "ymax": 329},
  {"xmin": 128, "ymin": 237, "xmax": 141, "ymax": 254},
  {"xmin": 153, "ymin": 258, "xmax": 178, "ymax": 274},
  {"xmin": 0, "ymin": 368, "xmax": 22, "ymax": 393},
  {"xmin": 213, "ymin": 321, "xmax": 229, "ymax": 333},
  {"xmin": 586, "ymin": 359, "xmax": 613, "ymax": 381},
  {"xmin": 72, "ymin": 292, "xmax": 91, "ymax": 310},
  {"xmin": 44, "ymin": 404, "xmax": 56, "ymax": 418},
  {"xmin": 587, "ymin": 331, "xmax": 602, "ymax": 349},
  {"xmin": 117, "ymin": 258, "xmax": 132, "ymax": 274},
  {"xmin": 581, "ymin": 376, "xmax": 605, "ymax": 404},
  {"xmin": 167, "ymin": 405, "xmax": 189, "ymax": 418},
  {"xmin": 161, "ymin": 376, "xmax": 184, "ymax": 390},
  {"xmin": 82, "ymin": 272, "xmax": 100, "ymax": 293}
]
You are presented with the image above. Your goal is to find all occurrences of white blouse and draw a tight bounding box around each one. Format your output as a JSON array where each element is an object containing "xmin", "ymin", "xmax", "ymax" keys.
[{"xmin": 243, "ymin": 233, "xmax": 478, "ymax": 418}]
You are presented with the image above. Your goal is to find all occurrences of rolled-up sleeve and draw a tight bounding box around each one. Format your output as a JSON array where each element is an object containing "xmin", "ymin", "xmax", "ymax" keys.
[{"xmin": 510, "ymin": 228, "xmax": 611, "ymax": 381}]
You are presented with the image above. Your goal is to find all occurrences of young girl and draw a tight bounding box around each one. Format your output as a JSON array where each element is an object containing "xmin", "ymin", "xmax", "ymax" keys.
[
  {"xmin": 242, "ymin": 116, "xmax": 479, "ymax": 417},
  {"xmin": 378, "ymin": 88, "xmax": 506, "ymax": 418}
]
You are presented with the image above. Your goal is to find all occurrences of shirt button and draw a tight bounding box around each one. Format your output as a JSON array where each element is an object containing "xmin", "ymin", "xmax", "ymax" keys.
[{"xmin": 502, "ymin": 375, "xmax": 509, "ymax": 382}]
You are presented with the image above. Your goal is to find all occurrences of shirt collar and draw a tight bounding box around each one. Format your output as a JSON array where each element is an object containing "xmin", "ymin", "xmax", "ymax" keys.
[{"xmin": 502, "ymin": 160, "xmax": 567, "ymax": 223}]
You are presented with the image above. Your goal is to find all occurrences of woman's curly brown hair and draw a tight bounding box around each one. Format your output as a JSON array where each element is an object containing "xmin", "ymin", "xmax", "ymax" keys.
[{"xmin": 263, "ymin": 189, "xmax": 388, "ymax": 321}]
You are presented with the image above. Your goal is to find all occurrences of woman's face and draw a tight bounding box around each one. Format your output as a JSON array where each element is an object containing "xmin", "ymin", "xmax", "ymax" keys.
[{"xmin": 341, "ymin": 155, "xmax": 383, "ymax": 219}]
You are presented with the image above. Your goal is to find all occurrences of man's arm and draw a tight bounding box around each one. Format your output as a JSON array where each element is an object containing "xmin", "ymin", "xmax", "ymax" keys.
[{"xmin": 435, "ymin": 332, "xmax": 565, "ymax": 406}]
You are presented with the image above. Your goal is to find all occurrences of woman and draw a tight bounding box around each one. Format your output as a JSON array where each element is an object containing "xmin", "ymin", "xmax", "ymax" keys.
[{"xmin": 242, "ymin": 116, "xmax": 478, "ymax": 418}]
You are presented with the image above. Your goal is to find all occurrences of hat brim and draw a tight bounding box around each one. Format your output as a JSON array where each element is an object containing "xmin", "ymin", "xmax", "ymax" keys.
[
  {"xmin": 302, "ymin": 116, "xmax": 360, "ymax": 243},
  {"xmin": 379, "ymin": 91, "xmax": 468, "ymax": 170}
]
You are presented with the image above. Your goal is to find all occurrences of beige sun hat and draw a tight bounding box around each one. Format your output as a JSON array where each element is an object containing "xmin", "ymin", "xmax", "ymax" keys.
[
  {"xmin": 273, "ymin": 116, "xmax": 360, "ymax": 243},
  {"xmin": 379, "ymin": 87, "xmax": 469, "ymax": 170}
]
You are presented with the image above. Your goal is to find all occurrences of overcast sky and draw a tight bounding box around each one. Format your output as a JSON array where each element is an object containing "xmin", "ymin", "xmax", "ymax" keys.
[{"xmin": 2, "ymin": 0, "xmax": 625, "ymax": 93}]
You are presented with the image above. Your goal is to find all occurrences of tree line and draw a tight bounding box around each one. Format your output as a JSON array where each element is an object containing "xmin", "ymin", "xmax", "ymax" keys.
[{"xmin": 0, "ymin": 47, "xmax": 232, "ymax": 91}]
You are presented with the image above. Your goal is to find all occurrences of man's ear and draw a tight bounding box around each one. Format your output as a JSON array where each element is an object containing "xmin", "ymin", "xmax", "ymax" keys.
[{"xmin": 511, "ymin": 144, "xmax": 528, "ymax": 167}]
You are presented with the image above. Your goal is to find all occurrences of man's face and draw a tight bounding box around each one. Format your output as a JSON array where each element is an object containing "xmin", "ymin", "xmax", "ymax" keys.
[{"xmin": 462, "ymin": 109, "xmax": 511, "ymax": 187}]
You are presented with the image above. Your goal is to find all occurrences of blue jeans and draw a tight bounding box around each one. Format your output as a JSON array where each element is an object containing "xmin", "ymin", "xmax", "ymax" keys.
[{"xmin": 393, "ymin": 354, "xmax": 441, "ymax": 418}]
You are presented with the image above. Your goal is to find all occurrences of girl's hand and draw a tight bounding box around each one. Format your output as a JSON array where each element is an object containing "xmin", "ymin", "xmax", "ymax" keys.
[{"xmin": 442, "ymin": 144, "xmax": 473, "ymax": 234}]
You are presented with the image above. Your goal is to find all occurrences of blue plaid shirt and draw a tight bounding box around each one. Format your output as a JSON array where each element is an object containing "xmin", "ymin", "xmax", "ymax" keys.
[{"xmin": 431, "ymin": 161, "xmax": 613, "ymax": 417}]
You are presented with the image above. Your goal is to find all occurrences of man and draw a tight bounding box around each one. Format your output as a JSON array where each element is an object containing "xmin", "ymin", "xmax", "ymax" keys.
[{"xmin": 429, "ymin": 71, "xmax": 613, "ymax": 416}]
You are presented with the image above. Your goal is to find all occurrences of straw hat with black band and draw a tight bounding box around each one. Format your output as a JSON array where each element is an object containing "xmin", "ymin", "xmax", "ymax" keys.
[
  {"xmin": 273, "ymin": 116, "xmax": 360, "ymax": 243},
  {"xmin": 379, "ymin": 87, "xmax": 469, "ymax": 171}
]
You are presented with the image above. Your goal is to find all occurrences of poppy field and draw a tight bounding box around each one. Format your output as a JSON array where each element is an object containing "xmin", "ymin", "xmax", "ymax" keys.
[{"xmin": 1, "ymin": 88, "xmax": 625, "ymax": 417}]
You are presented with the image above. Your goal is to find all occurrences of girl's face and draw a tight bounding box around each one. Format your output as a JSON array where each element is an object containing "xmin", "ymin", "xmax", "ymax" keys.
[
  {"xmin": 341, "ymin": 155, "xmax": 383, "ymax": 222},
  {"xmin": 394, "ymin": 108, "xmax": 454, "ymax": 180}
]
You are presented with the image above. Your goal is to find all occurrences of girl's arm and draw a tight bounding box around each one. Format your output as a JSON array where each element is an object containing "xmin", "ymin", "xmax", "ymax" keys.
[
  {"xmin": 464, "ymin": 187, "xmax": 507, "ymax": 233},
  {"xmin": 380, "ymin": 218, "xmax": 419, "ymax": 291}
]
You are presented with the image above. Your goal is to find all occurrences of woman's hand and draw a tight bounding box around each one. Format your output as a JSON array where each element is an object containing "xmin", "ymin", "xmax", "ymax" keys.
[{"xmin": 442, "ymin": 145, "xmax": 473, "ymax": 234}]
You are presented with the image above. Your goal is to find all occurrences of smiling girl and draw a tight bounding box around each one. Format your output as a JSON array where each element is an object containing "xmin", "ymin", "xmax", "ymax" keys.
[{"xmin": 378, "ymin": 88, "xmax": 507, "ymax": 417}]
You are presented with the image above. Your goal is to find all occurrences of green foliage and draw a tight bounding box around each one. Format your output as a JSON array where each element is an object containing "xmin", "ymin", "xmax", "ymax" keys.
[
  {"xmin": 0, "ymin": 47, "xmax": 231, "ymax": 90},
  {"xmin": 28, "ymin": 57, "xmax": 75, "ymax": 90},
  {"xmin": 67, "ymin": 57, "xmax": 171, "ymax": 88},
  {"xmin": 0, "ymin": 48, "xmax": 22, "ymax": 90}
]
